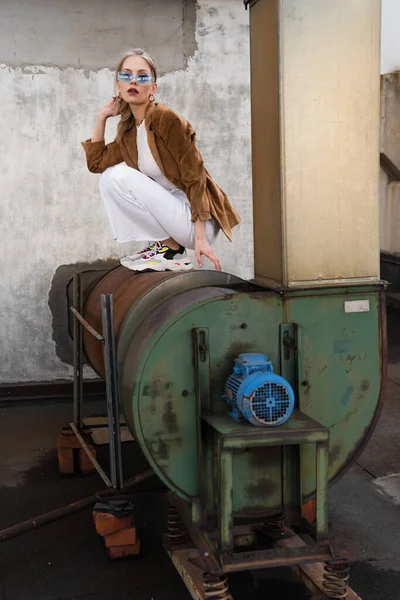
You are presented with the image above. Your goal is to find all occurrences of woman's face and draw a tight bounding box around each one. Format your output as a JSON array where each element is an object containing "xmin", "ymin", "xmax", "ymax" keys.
[{"xmin": 117, "ymin": 55, "xmax": 157, "ymax": 106}]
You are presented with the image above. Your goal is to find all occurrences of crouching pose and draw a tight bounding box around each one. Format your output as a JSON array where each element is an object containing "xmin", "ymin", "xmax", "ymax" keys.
[{"xmin": 81, "ymin": 48, "xmax": 240, "ymax": 272}]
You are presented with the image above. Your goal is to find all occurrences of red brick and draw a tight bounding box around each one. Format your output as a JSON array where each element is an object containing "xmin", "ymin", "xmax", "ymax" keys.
[
  {"xmin": 104, "ymin": 527, "xmax": 137, "ymax": 548},
  {"xmin": 302, "ymin": 499, "xmax": 316, "ymax": 524},
  {"xmin": 93, "ymin": 512, "xmax": 134, "ymax": 537},
  {"xmin": 57, "ymin": 447, "xmax": 75, "ymax": 474},
  {"xmin": 106, "ymin": 540, "xmax": 141, "ymax": 560},
  {"xmin": 78, "ymin": 446, "xmax": 97, "ymax": 474},
  {"xmin": 57, "ymin": 429, "xmax": 93, "ymax": 449}
]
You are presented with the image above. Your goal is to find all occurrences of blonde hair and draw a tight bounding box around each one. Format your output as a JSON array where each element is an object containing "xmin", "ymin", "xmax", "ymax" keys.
[{"xmin": 115, "ymin": 48, "xmax": 158, "ymax": 142}]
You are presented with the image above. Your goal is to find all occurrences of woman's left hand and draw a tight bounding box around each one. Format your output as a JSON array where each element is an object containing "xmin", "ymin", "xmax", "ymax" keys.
[{"xmin": 195, "ymin": 239, "xmax": 222, "ymax": 271}]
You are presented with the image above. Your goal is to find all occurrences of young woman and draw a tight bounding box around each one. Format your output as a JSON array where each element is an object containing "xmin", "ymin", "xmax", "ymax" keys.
[{"xmin": 82, "ymin": 48, "xmax": 240, "ymax": 272}]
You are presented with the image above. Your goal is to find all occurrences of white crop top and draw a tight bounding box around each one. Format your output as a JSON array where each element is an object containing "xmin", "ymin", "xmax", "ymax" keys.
[{"xmin": 136, "ymin": 121, "xmax": 178, "ymax": 192}]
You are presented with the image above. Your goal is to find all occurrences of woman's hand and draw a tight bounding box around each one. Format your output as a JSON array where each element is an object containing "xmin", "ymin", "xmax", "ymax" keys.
[
  {"xmin": 98, "ymin": 97, "xmax": 119, "ymax": 120},
  {"xmin": 195, "ymin": 238, "xmax": 222, "ymax": 271}
]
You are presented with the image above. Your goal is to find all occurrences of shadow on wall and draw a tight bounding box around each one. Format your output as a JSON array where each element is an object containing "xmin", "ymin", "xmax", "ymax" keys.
[{"xmin": 48, "ymin": 260, "xmax": 119, "ymax": 367}]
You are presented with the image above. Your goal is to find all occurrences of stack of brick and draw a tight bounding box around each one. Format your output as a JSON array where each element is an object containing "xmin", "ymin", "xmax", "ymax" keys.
[
  {"xmin": 93, "ymin": 499, "xmax": 140, "ymax": 559},
  {"xmin": 57, "ymin": 427, "xmax": 96, "ymax": 475}
]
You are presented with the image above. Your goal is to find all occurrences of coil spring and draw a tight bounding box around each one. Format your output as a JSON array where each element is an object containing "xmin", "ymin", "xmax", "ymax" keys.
[
  {"xmin": 203, "ymin": 574, "xmax": 232, "ymax": 600},
  {"xmin": 167, "ymin": 507, "xmax": 186, "ymax": 546},
  {"xmin": 262, "ymin": 513, "xmax": 285, "ymax": 539},
  {"xmin": 323, "ymin": 558, "xmax": 350, "ymax": 599}
]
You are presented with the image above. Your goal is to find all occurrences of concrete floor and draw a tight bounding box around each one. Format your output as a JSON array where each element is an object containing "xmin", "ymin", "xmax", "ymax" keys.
[{"xmin": 0, "ymin": 308, "xmax": 399, "ymax": 600}]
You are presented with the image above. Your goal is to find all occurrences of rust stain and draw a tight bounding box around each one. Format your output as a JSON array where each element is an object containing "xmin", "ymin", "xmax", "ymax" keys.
[
  {"xmin": 361, "ymin": 379, "xmax": 370, "ymax": 392},
  {"xmin": 245, "ymin": 478, "xmax": 278, "ymax": 499},
  {"xmin": 151, "ymin": 437, "xmax": 169, "ymax": 461},
  {"xmin": 150, "ymin": 433, "xmax": 183, "ymax": 462},
  {"xmin": 163, "ymin": 400, "xmax": 178, "ymax": 434}
]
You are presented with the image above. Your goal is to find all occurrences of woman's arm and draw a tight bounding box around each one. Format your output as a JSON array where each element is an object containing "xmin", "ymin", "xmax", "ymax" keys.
[
  {"xmin": 92, "ymin": 115, "xmax": 107, "ymax": 143},
  {"xmin": 81, "ymin": 98, "xmax": 123, "ymax": 173},
  {"xmin": 163, "ymin": 115, "xmax": 222, "ymax": 270},
  {"xmin": 194, "ymin": 219, "xmax": 222, "ymax": 271}
]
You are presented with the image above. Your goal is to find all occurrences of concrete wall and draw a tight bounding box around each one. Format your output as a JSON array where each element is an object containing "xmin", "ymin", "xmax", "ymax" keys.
[
  {"xmin": 380, "ymin": 2, "xmax": 400, "ymax": 255},
  {"xmin": 381, "ymin": 0, "xmax": 400, "ymax": 74},
  {"xmin": 0, "ymin": 0, "xmax": 252, "ymax": 383},
  {"xmin": 380, "ymin": 73, "xmax": 400, "ymax": 254}
]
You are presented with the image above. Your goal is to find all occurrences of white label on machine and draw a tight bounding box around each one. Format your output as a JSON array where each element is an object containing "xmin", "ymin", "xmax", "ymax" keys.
[{"xmin": 344, "ymin": 300, "xmax": 370, "ymax": 313}]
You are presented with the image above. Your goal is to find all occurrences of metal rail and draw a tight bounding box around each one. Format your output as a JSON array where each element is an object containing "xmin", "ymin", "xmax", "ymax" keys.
[
  {"xmin": 70, "ymin": 306, "xmax": 104, "ymax": 342},
  {"xmin": 69, "ymin": 422, "xmax": 112, "ymax": 488},
  {"xmin": 69, "ymin": 273, "xmax": 125, "ymax": 491}
]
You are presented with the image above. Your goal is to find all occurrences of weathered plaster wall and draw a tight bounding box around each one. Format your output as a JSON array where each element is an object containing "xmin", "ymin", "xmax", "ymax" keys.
[
  {"xmin": 0, "ymin": 0, "xmax": 252, "ymax": 383},
  {"xmin": 378, "ymin": 1, "xmax": 400, "ymax": 254},
  {"xmin": 0, "ymin": 0, "xmax": 197, "ymax": 72},
  {"xmin": 380, "ymin": 73, "xmax": 400, "ymax": 253}
]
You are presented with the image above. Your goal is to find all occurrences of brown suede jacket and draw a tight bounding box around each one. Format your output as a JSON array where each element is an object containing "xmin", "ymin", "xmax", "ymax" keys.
[{"xmin": 81, "ymin": 102, "xmax": 240, "ymax": 241}]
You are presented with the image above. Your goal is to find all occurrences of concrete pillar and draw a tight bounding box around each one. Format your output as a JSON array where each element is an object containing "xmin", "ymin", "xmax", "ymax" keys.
[
  {"xmin": 248, "ymin": 0, "xmax": 381, "ymax": 288},
  {"xmin": 381, "ymin": 182, "xmax": 400, "ymax": 254}
]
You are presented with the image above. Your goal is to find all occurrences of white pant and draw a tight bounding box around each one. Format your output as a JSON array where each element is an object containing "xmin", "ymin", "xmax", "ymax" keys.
[{"xmin": 99, "ymin": 163, "xmax": 219, "ymax": 250}]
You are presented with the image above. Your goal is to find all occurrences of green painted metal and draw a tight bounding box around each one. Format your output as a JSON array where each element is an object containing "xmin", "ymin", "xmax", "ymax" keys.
[
  {"xmin": 284, "ymin": 290, "xmax": 382, "ymax": 500},
  {"xmin": 218, "ymin": 446, "xmax": 234, "ymax": 553},
  {"xmin": 316, "ymin": 442, "xmax": 329, "ymax": 541},
  {"xmin": 283, "ymin": 445, "xmax": 301, "ymax": 527},
  {"xmin": 117, "ymin": 274, "xmax": 383, "ymax": 519},
  {"xmin": 280, "ymin": 323, "xmax": 298, "ymax": 387},
  {"xmin": 205, "ymin": 410, "xmax": 329, "ymax": 545}
]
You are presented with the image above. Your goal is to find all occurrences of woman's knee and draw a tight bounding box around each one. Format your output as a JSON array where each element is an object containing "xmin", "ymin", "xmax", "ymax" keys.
[
  {"xmin": 100, "ymin": 163, "xmax": 146, "ymax": 195},
  {"xmin": 99, "ymin": 163, "xmax": 131, "ymax": 196}
]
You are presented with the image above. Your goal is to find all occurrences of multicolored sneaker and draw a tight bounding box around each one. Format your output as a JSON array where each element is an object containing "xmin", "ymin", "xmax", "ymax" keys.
[{"xmin": 120, "ymin": 242, "xmax": 193, "ymax": 272}]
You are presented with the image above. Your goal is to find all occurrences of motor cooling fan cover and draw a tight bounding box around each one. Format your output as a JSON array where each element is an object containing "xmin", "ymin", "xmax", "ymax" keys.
[
  {"xmin": 224, "ymin": 354, "xmax": 295, "ymax": 426},
  {"xmin": 240, "ymin": 371, "xmax": 295, "ymax": 426}
]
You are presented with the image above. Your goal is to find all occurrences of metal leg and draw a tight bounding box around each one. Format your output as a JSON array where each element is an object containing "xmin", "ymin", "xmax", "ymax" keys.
[
  {"xmin": 218, "ymin": 443, "xmax": 233, "ymax": 554},
  {"xmin": 101, "ymin": 293, "xmax": 124, "ymax": 491},
  {"xmin": 73, "ymin": 273, "xmax": 83, "ymax": 429},
  {"xmin": 315, "ymin": 441, "xmax": 329, "ymax": 542},
  {"xmin": 282, "ymin": 445, "xmax": 302, "ymax": 528}
]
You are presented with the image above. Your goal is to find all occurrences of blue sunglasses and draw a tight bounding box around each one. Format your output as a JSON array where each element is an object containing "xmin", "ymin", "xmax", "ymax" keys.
[{"xmin": 117, "ymin": 71, "xmax": 155, "ymax": 85}]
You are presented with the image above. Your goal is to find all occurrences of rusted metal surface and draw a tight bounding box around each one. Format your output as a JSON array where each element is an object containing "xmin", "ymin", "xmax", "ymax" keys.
[
  {"xmin": 221, "ymin": 544, "xmax": 333, "ymax": 573},
  {"xmin": 276, "ymin": 531, "xmax": 362, "ymax": 600},
  {"xmin": 83, "ymin": 268, "xmax": 180, "ymax": 377},
  {"xmin": 163, "ymin": 539, "xmax": 211, "ymax": 600}
]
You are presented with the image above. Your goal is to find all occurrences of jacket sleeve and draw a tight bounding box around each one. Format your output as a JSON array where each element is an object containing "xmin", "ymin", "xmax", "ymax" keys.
[
  {"xmin": 163, "ymin": 117, "xmax": 211, "ymax": 222},
  {"xmin": 81, "ymin": 139, "xmax": 123, "ymax": 173}
]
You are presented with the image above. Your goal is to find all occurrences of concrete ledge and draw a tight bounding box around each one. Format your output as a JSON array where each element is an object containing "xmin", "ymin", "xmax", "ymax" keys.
[{"xmin": 0, "ymin": 379, "xmax": 105, "ymax": 402}]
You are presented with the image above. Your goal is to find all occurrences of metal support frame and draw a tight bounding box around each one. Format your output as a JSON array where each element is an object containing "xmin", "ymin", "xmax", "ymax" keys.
[
  {"xmin": 164, "ymin": 530, "xmax": 362, "ymax": 600},
  {"xmin": 209, "ymin": 411, "xmax": 329, "ymax": 563},
  {"xmin": 169, "ymin": 410, "xmax": 330, "ymax": 576},
  {"xmin": 101, "ymin": 293, "xmax": 124, "ymax": 490},
  {"xmin": 72, "ymin": 273, "xmax": 83, "ymax": 429},
  {"xmin": 69, "ymin": 275, "xmax": 125, "ymax": 491}
]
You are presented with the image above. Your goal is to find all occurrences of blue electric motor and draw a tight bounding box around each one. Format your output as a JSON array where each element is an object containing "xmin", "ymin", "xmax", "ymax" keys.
[{"xmin": 223, "ymin": 353, "xmax": 295, "ymax": 427}]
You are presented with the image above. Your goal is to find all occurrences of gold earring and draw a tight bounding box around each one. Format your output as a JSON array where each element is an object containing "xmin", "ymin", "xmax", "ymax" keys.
[{"xmin": 149, "ymin": 93, "xmax": 155, "ymax": 102}]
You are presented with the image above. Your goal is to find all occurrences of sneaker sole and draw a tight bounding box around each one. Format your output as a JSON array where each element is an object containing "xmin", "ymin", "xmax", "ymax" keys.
[{"xmin": 121, "ymin": 260, "xmax": 193, "ymax": 273}]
